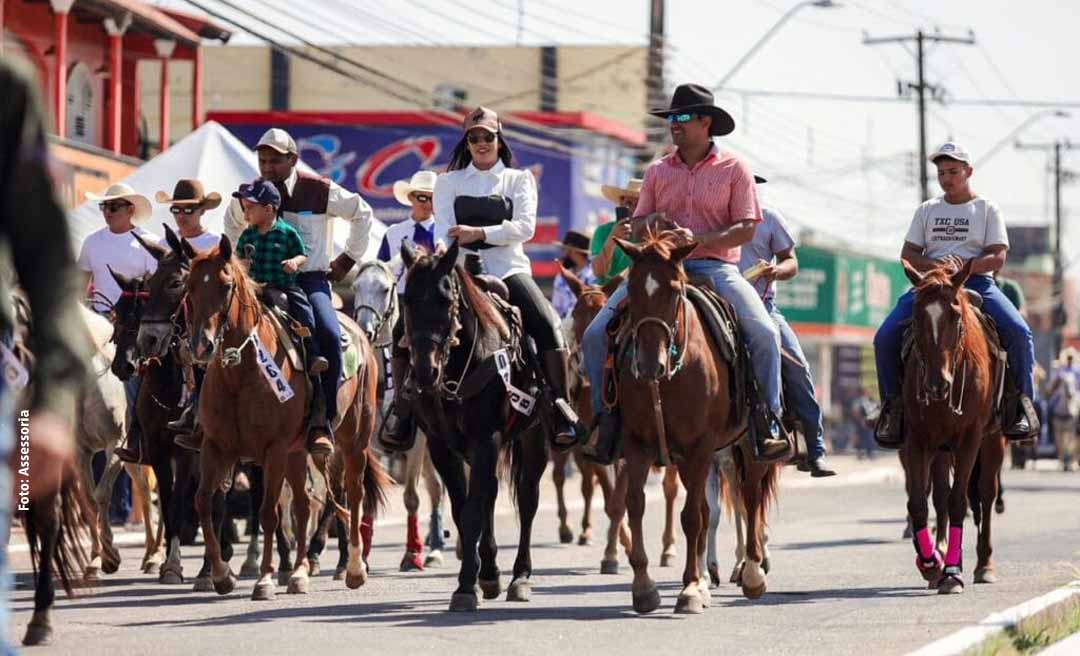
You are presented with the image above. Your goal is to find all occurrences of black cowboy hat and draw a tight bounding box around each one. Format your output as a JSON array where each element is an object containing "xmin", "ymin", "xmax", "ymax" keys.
[
  {"xmin": 754, "ymin": 175, "xmax": 767, "ymax": 184},
  {"xmin": 649, "ymin": 83, "xmax": 736, "ymax": 137}
]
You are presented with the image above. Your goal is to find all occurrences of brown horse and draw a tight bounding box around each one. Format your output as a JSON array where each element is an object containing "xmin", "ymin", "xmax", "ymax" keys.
[
  {"xmin": 614, "ymin": 233, "xmax": 780, "ymax": 613},
  {"xmin": 183, "ymin": 235, "xmax": 387, "ymax": 600},
  {"xmin": 900, "ymin": 259, "xmax": 1006, "ymax": 594}
]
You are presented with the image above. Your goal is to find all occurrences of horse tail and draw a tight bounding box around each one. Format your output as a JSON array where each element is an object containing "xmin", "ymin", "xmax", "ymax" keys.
[
  {"xmin": 497, "ymin": 433, "xmax": 524, "ymax": 511},
  {"xmin": 758, "ymin": 463, "xmax": 782, "ymax": 524},
  {"xmin": 26, "ymin": 471, "xmax": 94, "ymax": 597},
  {"xmin": 719, "ymin": 464, "xmax": 738, "ymax": 522},
  {"xmin": 361, "ymin": 447, "xmax": 391, "ymax": 519}
]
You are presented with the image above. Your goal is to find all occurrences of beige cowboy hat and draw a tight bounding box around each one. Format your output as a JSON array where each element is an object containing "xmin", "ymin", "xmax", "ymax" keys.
[
  {"xmin": 154, "ymin": 179, "xmax": 222, "ymax": 210},
  {"xmin": 392, "ymin": 170, "xmax": 438, "ymax": 207},
  {"xmin": 85, "ymin": 183, "xmax": 152, "ymax": 223},
  {"xmin": 601, "ymin": 178, "xmax": 643, "ymax": 205},
  {"xmin": 1060, "ymin": 346, "xmax": 1080, "ymax": 361}
]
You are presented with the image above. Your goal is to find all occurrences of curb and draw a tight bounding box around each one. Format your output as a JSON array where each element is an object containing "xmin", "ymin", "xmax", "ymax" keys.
[{"xmin": 906, "ymin": 580, "xmax": 1080, "ymax": 656}]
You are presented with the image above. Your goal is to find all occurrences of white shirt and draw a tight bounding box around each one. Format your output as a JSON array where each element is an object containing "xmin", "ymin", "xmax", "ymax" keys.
[
  {"xmin": 379, "ymin": 217, "xmax": 436, "ymax": 285},
  {"xmin": 78, "ymin": 226, "xmax": 159, "ymax": 313},
  {"xmin": 224, "ymin": 168, "xmax": 374, "ymax": 273},
  {"xmin": 434, "ymin": 161, "xmax": 537, "ymax": 279},
  {"xmin": 904, "ymin": 196, "xmax": 1009, "ymax": 276},
  {"xmin": 161, "ymin": 230, "xmax": 220, "ymax": 254}
]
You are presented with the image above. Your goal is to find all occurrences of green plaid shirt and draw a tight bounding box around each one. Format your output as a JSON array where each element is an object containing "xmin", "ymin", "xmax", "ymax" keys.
[{"xmin": 236, "ymin": 218, "xmax": 307, "ymax": 287}]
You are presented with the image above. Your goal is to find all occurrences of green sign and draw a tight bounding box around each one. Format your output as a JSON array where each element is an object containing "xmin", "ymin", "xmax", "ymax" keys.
[{"xmin": 775, "ymin": 245, "xmax": 909, "ymax": 329}]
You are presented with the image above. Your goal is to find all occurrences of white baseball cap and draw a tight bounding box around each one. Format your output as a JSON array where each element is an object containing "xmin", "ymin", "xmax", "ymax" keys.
[
  {"xmin": 256, "ymin": 128, "xmax": 298, "ymax": 155},
  {"xmin": 929, "ymin": 141, "xmax": 972, "ymax": 164}
]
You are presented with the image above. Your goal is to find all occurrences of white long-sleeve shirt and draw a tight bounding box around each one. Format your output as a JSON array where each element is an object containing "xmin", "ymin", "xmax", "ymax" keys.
[
  {"xmin": 224, "ymin": 168, "xmax": 373, "ymax": 273},
  {"xmin": 433, "ymin": 161, "xmax": 536, "ymax": 279}
]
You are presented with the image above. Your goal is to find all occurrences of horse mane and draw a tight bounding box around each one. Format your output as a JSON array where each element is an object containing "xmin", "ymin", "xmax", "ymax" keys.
[
  {"xmin": 456, "ymin": 265, "xmax": 510, "ymax": 341},
  {"xmin": 191, "ymin": 248, "xmax": 263, "ymax": 322},
  {"xmin": 914, "ymin": 268, "xmax": 991, "ymax": 374}
]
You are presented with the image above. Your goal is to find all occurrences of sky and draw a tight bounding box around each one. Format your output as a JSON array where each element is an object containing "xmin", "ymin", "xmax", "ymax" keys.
[{"xmin": 156, "ymin": 0, "xmax": 1080, "ymax": 271}]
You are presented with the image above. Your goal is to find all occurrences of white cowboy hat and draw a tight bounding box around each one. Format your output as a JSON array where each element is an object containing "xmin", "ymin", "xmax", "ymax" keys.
[
  {"xmin": 393, "ymin": 170, "xmax": 438, "ymax": 207},
  {"xmin": 85, "ymin": 183, "xmax": 152, "ymax": 223},
  {"xmin": 1060, "ymin": 346, "xmax": 1080, "ymax": 361},
  {"xmin": 601, "ymin": 178, "xmax": 643, "ymax": 205}
]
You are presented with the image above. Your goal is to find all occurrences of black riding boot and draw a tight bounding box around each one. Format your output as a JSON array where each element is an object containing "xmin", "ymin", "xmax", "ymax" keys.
[
  {"xmin": 173, "ymin": 389, "xmax": 203, "ymax": 452},
  {"xmin": 115, "ymin": 418, "xmax": 145, "ymax": 464},
  {"xmin": 581, "ymin": 410, "xmax": 620, "ymax": 465},
  {"xmin": 541, "ymin": 349, "xmax": 582, "ymax": 452},
  {"xmin": 378, "ymin": 355, "xmax": 416, "ymax": 453},
  {"xmin": 306, "ymin": 353, "xmax": 333, "ymax": 458},
  {"xmin": 874, "ymin": 395, "xmax": 904, "ymax": 449},
  {"xmin": 1003, "ymin": 392, "xmax": 1040, "ymax": 442}
]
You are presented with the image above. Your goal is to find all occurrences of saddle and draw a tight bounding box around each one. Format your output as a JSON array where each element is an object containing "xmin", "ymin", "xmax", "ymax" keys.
[{"xmin": 258, "ymin": 288, "xmax": 364, "ymax": 383}]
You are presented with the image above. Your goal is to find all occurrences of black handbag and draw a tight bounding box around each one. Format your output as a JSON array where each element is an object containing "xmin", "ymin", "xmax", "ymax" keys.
[{"xmin": 453, "ymin": 195, "xmax": 513, "ymax": 251}]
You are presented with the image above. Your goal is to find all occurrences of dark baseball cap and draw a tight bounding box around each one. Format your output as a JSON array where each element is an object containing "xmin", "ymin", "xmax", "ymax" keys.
[{"xmin": 232, "ymin": 179, "xmax": 281, "ymax": 207}]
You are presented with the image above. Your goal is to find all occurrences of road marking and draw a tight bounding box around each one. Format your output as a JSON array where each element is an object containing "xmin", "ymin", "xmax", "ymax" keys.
[{"xmin": 907, "ymin": 580, "xmax": 1080, "ymax": 656}]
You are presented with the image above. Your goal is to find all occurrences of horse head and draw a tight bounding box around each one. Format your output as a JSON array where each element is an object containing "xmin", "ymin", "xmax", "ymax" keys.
[
  {"xmin": 353, "ymin": 259, "xmax": 398, "ymax": 345},
  {"xmin": 615, "ymin": 231, "xmax": 697, "ymax": 382},
  {"xmin": 558, "ymin": 262, "xmax": 622, "ymax": 351},
  {"xmin": 903, "ymin": 258, "xmax": 975, "ymax": 404},
  {"xmin": 400, "ymin": 238, "xmax": 462, "ymax": 389},
  {"xmin": 107, "ymin": 267, "xmax": 147, "ymax": 381},
  {"xmin": 185, "ymin": 234, "xmax": 245, "ymax": 366},
  {"xmin": 133, "ymin": 225, "xmax": 190, "ymax": 360}
]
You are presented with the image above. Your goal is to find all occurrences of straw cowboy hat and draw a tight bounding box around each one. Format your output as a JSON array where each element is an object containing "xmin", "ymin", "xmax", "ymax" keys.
[
  {"xmin": 1060, "ymin": 346, "xmax": 1080, "ymax": 362},
  {"xmin": 154, "ymin": 179, "xmax": 222, "ymax": 210},
  {"xmin": 393, "ymin": 170, "xmax": 438, "ymax": 207},
  {"xmin": 85, "ymin": 183, "xmax": 152, "ymax": 223},
  {"xmin": 601, "ymin": 178, "xmax": 643, "ymax": 205},
  {"xmin": 649, "ymin": 83, "xmax": 736, "ymax": 137}
]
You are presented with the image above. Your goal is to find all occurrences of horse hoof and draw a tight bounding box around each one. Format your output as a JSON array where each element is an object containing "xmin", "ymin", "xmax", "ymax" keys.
[
  {"xmin": 252, "ymin": 581, "xmax": 275, "ymax": 601},
  {"xmin": 334, "ymin": 567, "xmax": 347, "ymax": 581},
  {"xmin": 577, "ymin": 533, "xmax": 593, "ymax": 547},
  {"xmin": 974, "ymin": 567, "xmax": 998, "ymax": 584},
  {"xmin": 159, "ymin": 568, "xmax": 183, "ymax": 585},
  {"xmin": 675, "ymin": 592, "xmax": 704, "ymax": 614},
  {"xmin": 902, "ymin": 525, "xmax": 913, "ymax": 540},
  {"xmin": 632, "ymin": 586, "xmax": 662, "ymax": 614},
  {"xmin": 917, "ymin": 557, "xmax": 944, "ymax": 583},
  {"xmin": 239, "ymin": 560, "xmax": 260, "ymax": 578},
  {"xmin": 213, "ymin": 572, "xmax": 237, "ymax": 596},
  {"xmin": 507, "ymin": 579, "xmax": 531, "ymax": 602},
  {"xmin": 699, "ymin": 583, "xmax": 712, "ymax": 608},
  {"xmin": 478, "ymin": 577, "xmax": 502, "ymax": 600},
  {"xmin": 101, "ymin": 559, "xmax": 119, "ymax": 575},
  {"xmin": 995, "ymin": 499, "xmax": 1005, "ymax": 514},
  {"xmin": 400, "ymin": 553, "xmax": 425, "ymax": 572},
  {"xmin": 22, "ymin": 622, "xmax": 52, "ymax": 647},
  {"xmin": 449, "ymin": 591, "xmax": 478, "ymax": 612},
  {"xmin": 660, "ymin": 553, "xmax": 676, "ymax": 568},
  {"xmin": 600, "ymin": 559, "xmax": 620, "ymax": 575},
  {"xmin": 287, "ymin": 575, "xmax": 310, "ymax": 595},
  {"xmin": 308, "ymin": 559, "xmax": 321, "ymax": 577},
  {"xmin": 559, "ymin": 526, "xmax": 574, "ymax": 544},
  {"xmin": 741, "ymin": 580, "xmax": 766, "ymax": 600},
  {"xmin": 84, "ymin": 566, "xmax": 101, "ymax": 583},
  {"xmin": 761, "ymin": 557, "xmax": 771, "ymax": 575},
  {"xmin": 937, "ymin": 575, "xmax": 964, "ymax": 595},
  {"xmin": 424, "ymin": 551, "xmax": 445, "ymax": 568},
  {"xmin": 192, "ymin": 576, "xmax": 215, "ymax": 593},
  {"xmin": 708, "ymin": 564, "xmax": 721, "ymax": 588},
  {"xmin": 142, "ymin": 561, "xmax": 161, "ymax": 575},
  {"xmin": 729, "ymin": 565, "xmax": 742, "ymax": 585},
  {"xmin": 346, "ymin": 570, "xmax": 368, "ymax": 590},
  {"xmin": 277, "ymin": 570, "xmax": 291, "ymax": 587}
]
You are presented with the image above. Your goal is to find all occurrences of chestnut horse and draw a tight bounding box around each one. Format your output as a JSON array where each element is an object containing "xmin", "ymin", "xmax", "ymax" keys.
[
  {"xmin": 183, "ymin": 235, "xmax": 387, "ymax": 600},
  {"xmin": 614, "ymin": 233, "xmax": 780, "ymax": 613},
  {"xmin": 900, "ymin": 259, "xmax": 1006, "ymax": 594}
]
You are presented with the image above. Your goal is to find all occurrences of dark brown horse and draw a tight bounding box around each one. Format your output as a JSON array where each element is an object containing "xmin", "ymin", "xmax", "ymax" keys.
[
  {"xmin": 900, "ymin": 259, "xmax": 1006, "ymax": 594},
  {"xmin": 614, "ymin": 232, "xmax": 780, "ymax": 613},
  {"xmin": 183, "ymin": 235, "xmax": 387, "ymax": 600}
]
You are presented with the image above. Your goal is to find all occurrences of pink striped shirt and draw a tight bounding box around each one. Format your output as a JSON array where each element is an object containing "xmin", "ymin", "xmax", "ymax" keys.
[{"xmin": 634, "ymin": 146, "xmax": 762, "ymax": 264}]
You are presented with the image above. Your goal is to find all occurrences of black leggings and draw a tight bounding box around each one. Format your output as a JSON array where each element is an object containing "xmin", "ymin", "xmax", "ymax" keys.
[
  {"xmin": 391, "ymin": 309, "xmax": 407, "ymax": 359},
  {"xmin": 504, "ymin": 273, "xmax": 564, "ymax": 352}
]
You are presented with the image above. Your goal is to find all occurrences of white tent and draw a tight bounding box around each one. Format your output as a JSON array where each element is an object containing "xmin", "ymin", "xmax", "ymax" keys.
[{"xmin": 68, "ymin": 120, "xmax": 385, "ymax": 261}]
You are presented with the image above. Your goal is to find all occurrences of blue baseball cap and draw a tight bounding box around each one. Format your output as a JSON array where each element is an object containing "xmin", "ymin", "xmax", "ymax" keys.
[{"xmin": 232, "ymin": 179, "xmax": 281, "ymax": 207}]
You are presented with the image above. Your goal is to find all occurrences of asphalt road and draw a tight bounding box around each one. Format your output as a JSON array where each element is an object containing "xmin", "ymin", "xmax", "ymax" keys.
[{"xmin": 9, "ymin": 455, "xmax": 1080, "ymax": 655}]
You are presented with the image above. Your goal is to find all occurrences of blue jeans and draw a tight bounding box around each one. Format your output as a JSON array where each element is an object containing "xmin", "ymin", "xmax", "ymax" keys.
[
  {"xmin": 582, "ymin": 260, "xmax": 783, "ymax": 416},
  {"xmin": 873, "ymin": 274, "xmax": 1035, "ymax": 400},
  {"xmin": 767, "ymin": 300, "xmax": 826, "ymax": 460},
  {"xmin": 298, "ymin": 272, "xmax": 343, "ymax": 422}
]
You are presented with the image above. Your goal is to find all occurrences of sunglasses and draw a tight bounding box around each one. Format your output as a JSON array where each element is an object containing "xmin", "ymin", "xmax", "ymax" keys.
[
  {"xmin": 412, "ymin": 194, "xmax": 432, "ymax": 203},
  {"xmin": 99, "ymin": 201, "xmax": 133, "ymax": 212},
  {"xmin": 467, "ymin": 132, "xmax": 496, "ymax": 145},
  {"xmin": 668, "ymin": 113, "xmax": 699, "ymax": 124},
  {"xmin": 170, "ymin": 206, "xmax": 200, "ymax": 215}
]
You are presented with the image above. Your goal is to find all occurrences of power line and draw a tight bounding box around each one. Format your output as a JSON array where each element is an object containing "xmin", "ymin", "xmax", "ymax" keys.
[{"xmin": 722, "ymin": 87, "xmax": 1080, "ymax": 108}]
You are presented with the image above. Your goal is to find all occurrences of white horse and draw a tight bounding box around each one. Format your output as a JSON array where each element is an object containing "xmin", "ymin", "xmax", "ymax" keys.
[
  {"xmin": 353, "ymin": 260, "xmax": 447, "ymax": 569},
  {"xmin": 703, "ymin": 447, "xmax": 770, "ymax": 587}
]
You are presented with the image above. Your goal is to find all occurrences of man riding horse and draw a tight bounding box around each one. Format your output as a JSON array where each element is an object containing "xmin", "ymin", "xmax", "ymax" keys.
[{"xmin": 873, "ymin": 141, "xmax": 1040, "ymax": 447}]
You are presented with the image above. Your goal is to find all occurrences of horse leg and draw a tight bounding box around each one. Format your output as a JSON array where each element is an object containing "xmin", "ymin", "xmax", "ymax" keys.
[
  {"xmin": 722, "ymin": 452, "xmax": 747, "ymax": 585},
  {"xmin": 421, "ymin": 438, "xmax": 447, "ymax": 568},
  {"xmin": 77, "ymin": 453, "xmax": 104, "ymax": 581},
  {"xmin": 285, "ymin": 453, "xmax": 313, "ymax": 594},
  {"xmin": 905, "ymin": 442, "xmax": 942, "ymax": 586},
  {"xmin": 624, "ymin": 440, "xmax": 660, "ymax": 614},
  {"xmin": 705, "ymin": 457, "xmax": 723, "ymax": 588},
  {"xmin": 675, "ymin": 452, "xmax": 709, "ymax": 614},
  {"xmin": 660, "ymin": 465, "xmax": 679, "ymax": 567},
  {"xmin": 252, "ymin": 450, "xmax": 288, "ymax": 600},
  {"xmin": 23, "ymin": 496, "xmax": 58, "ymax": 646},
  {"xmin": 931, "ymin": 451, "xmax": 952, "ymax": 555},
  {"xmin": 275, "ymin": 507, "xmax": 294, "ymax": 586},
  {"xmin": 343, "ymin": 445, "xmax": 371, "ymax": 589},
  {"xmin": 95, "ymin": 453, "xmax": 124, "ymax": 575},
  {"xmin": 476, "ymin": 439, "xmax": 502, "ymax": 601},
  {"xmin": 129, "ymin": 464, "xmax": 164, "ymax": 574},
  {"xmin": 938, "ymin": 438, "xmax": 980, "ymax": 595},
  {"xmin": 307, "ymin": 492, "xmax": 336, "ymax": 578},
  {"xmin": 449, "ymin": 436, "xmax": 497, "ymax": 612},
  {"xmin": 575, "ymin": 451, "xmax": 596, "ymax": 546},
  {"xmin": 550, "ymin": 449, "xmax": 573, "ymax": 544},
  {"xmin": 241, "ymin": 465, "xmax": 262, "ymax": 578},
  {"xmin": 738, "ymin": 461, "xmax": 768, "ymax": 600},
  {"xmin": 151, "ymin": 453, "xmax": 182, "ymax": 585},
  {"xmin": 508, "ymin": 429, "xmax": 548, "ymax": 602},
  {"xmin": 401, "ymin": 441, "xmax": 425, "ymax": 572},
  {"xmin": 194, "ymin": 443, "xmax": 237, "ymax": 596},
  {"xmin": 975, "ymin": 435, "xmax": 1005, "ymax": 584},
  {"xmin": 600, "ymin": 463, "xmax": 628, "ymax": 575}
]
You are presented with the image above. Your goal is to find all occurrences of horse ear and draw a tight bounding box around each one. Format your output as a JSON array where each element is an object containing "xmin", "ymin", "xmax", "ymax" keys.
[
  {"xmin": 902, "ymin": 259, "xmax": 924, "ymax": 287},
  {"xmin": 107, "ymin": 265, "xmax": 132, "ymax": 290},
  {"xmin": 400, "ymin": 240, "xmax": 419, "ymax": 270},
  {"xmin": 669, "ymin": 241, "xmax": 699, "ymax": 264},
  {"xmin": 437, "ymin": 239, "xmax": 460, "ymax": 276},
  {"xmin": 614, "ymin": 238, "xmax": 643, "ymax": 262},
  {"xmin": 601, "ymin": 274, "xmax": 625, "ymax": 298},
  {"xmin": 179, "ymin": 237, "xmax": 198, "ymax": 261},
  {"xmin": 558, "ymin": 262, "xmax": 586, "ymax": 298},
  {"xmin": 950, "ymin": 258, "xmax": 974, "ymax": 289},
  {"xmin": 217, "ymin": 234, "xmax": 233, "ymax": 262},
  {"xmin": 163, "ymin": 224, "xmax": 187, "ymax": 261},
  {"xmin": 133, "ymin": 230, "xmax": 168, "ymax": 262}
]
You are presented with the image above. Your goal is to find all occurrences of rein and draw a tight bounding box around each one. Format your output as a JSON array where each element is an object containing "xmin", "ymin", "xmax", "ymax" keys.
[
  {"xmin": 193, "ymin": 266, "xmax": 264, "ymax": 369},
  {"xmin": 913, "ymin": 304, "xmax": 969, "ymax": 416},
  {"xmin": 629, "ymin": 281, "xmax": 689, "ymax": 381},
  {"xmin": 355, "ymin": 286, "xmax": 398, "ymax": 349}
]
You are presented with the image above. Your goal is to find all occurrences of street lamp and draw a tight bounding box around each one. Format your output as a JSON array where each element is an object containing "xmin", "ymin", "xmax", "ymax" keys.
[
  {"xmin": 714, "ymin": 0, "xmax": 842, "ymax": 91},
  {"xmin": 973, "ymin": 109, "xmax": 1071, "ymax": 168}
]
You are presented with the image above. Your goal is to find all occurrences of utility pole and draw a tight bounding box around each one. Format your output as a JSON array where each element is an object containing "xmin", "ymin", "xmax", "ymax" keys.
[
  {"xmin": 864, "ymin": 29, "xmax": 975, "ymax": 202},
  {"xmin": 640, "ymin": 0, "xmax": 665, "ymax": 172},
  {"xmin": 1016, "ymin": 139, "xmax": 1076, "ymax": 356}
]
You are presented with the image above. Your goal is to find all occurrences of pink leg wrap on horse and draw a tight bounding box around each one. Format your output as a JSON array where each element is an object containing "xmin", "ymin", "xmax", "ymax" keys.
[
  {"xmin": 361, "ymin": 515, "xmax": 374, "ymax": 561},
  {"xmin": 915, "ymin": 528, "xmax": 935, "ymax": 560},
  {"xmin": 945, "ymin": 526, "xmax": 963, "ymax": 566},
  {"xmin": 406, "ymin": 516, "xmax": 423, "ymax": 555}
]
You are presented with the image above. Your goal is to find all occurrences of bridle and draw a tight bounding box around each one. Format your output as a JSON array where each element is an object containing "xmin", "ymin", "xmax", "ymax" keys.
[
  {"xmin": 407, "ymin": 269, "xmax": 477, "ymax": 402},
  {"xmin": 913, "ymin": 294, "xmax": 968, "ymax": 416},
  {"xmin": 188, "ymin": 264, "xmax": 260, "ymax": 369},
  {"xmin": 354, "ymin": 262, "xmax": 399, "ymax": 348},
  {"xmin": 628, "ymin": 279, "xmax": 688, "ymax": 381}
]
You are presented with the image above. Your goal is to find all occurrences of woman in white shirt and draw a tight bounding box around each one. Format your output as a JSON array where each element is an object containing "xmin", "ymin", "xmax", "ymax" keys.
[{"xmin": 433, "ymin": 107, "xmax": 579, "ymax": 450}]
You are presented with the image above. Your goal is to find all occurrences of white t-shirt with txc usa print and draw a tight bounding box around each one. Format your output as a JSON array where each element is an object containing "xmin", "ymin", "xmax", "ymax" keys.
[{"xmin": 904, "ymin": 196, "xmax": 1009, "ymax": 277}]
